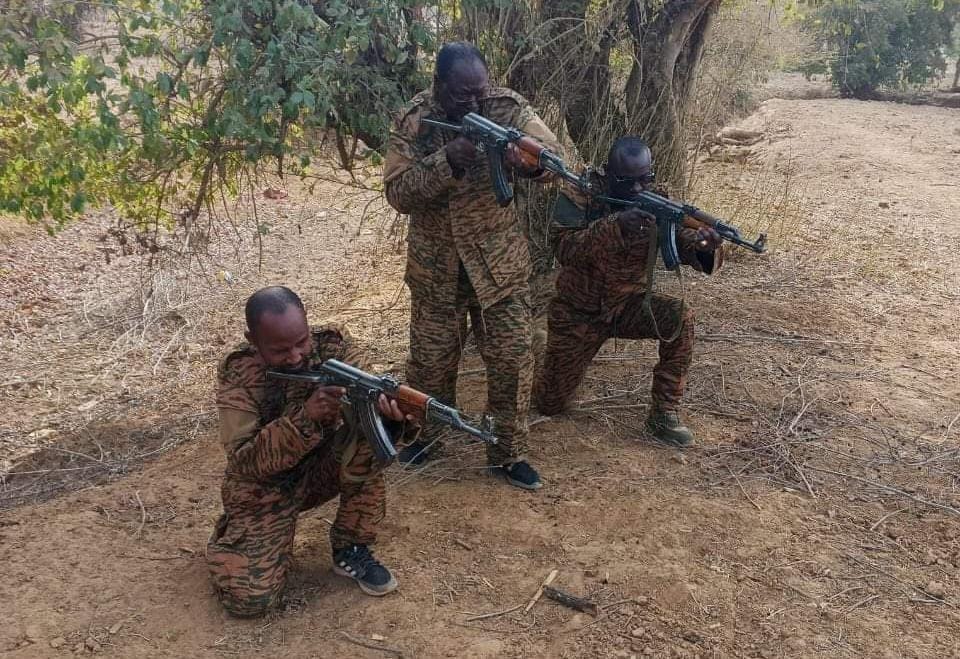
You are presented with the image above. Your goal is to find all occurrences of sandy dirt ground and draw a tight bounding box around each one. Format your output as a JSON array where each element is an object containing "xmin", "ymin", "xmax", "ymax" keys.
[{"xmin": 1, "ymin": 90, "xmax": 959, "ymax": 658}]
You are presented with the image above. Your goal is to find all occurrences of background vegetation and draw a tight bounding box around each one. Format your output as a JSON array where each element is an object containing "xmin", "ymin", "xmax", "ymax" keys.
[{"xmin": 1, "ymin": 0, "xmax": 955, "ymax": 248}]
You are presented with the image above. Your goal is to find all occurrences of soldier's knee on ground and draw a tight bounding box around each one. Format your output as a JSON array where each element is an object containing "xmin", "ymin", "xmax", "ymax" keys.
[
  {"xmin": 207, "ymin": 514, "xmax": 289, "ymax": 618},
  {"xmin": 216, "ymin": 584, "xmax": 283, "ymax": 618}
]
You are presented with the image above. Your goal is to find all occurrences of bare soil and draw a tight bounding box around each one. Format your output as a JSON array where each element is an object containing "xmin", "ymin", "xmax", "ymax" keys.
[{"xmin": 2, "ymin": 91, "xmax": 959, "ymax": 658}]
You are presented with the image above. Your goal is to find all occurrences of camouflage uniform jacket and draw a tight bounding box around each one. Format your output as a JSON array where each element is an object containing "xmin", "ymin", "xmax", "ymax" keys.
[
  {"xmin": 383, "ymin": 87, "xmax": 561, "ymax": 309},
  {"xmin": 551, "ymin": 178, "xmax": 724, "ymax": 320},
  {"xmin": 216, "ymin": 325, "xmax": 367, "ymax": 483}
]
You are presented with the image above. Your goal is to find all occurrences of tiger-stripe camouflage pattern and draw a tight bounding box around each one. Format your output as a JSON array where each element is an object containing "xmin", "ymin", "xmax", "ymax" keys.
[
  {"xmin": 535, "ymin": 188, "xmax": 722, "ymax": 416},
  {"xmin": 384, "ymin": 87, "xmax": 559, "ymax": 465},
  {"xmin": 383, "ymin": 86, "xmax": 561, "ymax": 310},
  {"xmin": 408, "ymin": 266, "xmax": 532, "ymax": 464},
  {"xmin": 549, "ymin": 189, "xmax": 723, "ymax": 320},
  {"xmin": 206, "ymin": 325, "xmax": 387, "ymax": 617},
  {"xmin": 536, "ymin": 293, "xmax": 694, "ymax": 415}
]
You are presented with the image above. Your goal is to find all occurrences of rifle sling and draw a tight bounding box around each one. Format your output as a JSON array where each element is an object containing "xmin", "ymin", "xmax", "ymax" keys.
[{"xmin": 640, "ymin": 224, "xmax": 685, "ymax": 343}]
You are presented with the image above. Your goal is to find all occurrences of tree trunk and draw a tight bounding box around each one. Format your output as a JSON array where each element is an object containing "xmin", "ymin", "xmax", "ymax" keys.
[
  {"xmin": 500, "ymin": 0, "xmax": 720, "ymax": 176},
  {"xmin": 952, "ymin": 55, "xmax": 960, "ymax": 91},
  {"xmin": 626, "ymin": 0, "xmax": 720, "ymax": 186}
]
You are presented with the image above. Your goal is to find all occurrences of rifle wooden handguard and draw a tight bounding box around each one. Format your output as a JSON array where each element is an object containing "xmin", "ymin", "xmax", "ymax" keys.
[{"xmin": 394, "ymin": 385, "xmax": 430, "ymax": 421}]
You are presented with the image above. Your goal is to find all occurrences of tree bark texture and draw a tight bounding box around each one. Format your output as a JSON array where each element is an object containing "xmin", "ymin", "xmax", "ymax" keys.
[{"xmin": 499, "ymin": 0, "xmax": 721, "ymax": 183}]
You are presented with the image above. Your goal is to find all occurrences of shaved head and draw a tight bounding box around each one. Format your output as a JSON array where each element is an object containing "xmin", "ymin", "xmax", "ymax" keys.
[
  {"xmin": 436, "ymin": 41, "xmax": 487, "ymax": 83},
  {"xmin": 607, "ymin": 136, "xmax": 652, "ymax": 174},
  {"xmin": 244, "ymin": 286, "xmax": 304, "ymax": 334},
  {"xmin": 243, "ymin": 286, "xmax": 311, "ymax": 368},
  {"xmin": 606, "ymin": 135, "xmax": 655, "ymax": 196}
]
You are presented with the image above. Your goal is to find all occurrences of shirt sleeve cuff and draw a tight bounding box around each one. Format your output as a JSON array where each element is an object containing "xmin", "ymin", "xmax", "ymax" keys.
[{"xmin": 285, "ymin": 405, "xmax": 324, "ymax": 443}]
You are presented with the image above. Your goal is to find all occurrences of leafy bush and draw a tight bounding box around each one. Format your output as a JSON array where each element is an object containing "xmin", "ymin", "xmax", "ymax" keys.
[
  {"xmin": 800, "ymin": 0, "xmax": 959, "ymax": 98},
  {"xmin": 0, "ymin": 0, "xmax": 432, "ymax": 232}
]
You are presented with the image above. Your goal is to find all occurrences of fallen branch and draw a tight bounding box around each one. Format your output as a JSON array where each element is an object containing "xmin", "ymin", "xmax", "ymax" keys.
[
  {"xmin": 134, "ymin": 490, "xmax": 146, "ymax": 540},
  {"xmin": 700, "ymin": 333, "xmax": 868, "ymax": 348},
  {"xmin": 844, "ymin": 554, "xmax": 951, "ymax": 609},
  {"xmin": 464, "ymin": 603, "xmax": 524, "ymax": 622},
  {"xmin": 869, "ymin": 508, "xmax": 906, "ymax": 532},
  {"xmin": 842, "ymin": 593, "xmax": 880, "ymax": 615},
  {"xmin": 729, "ymin": 466, "xmax": 762, "ymax": 511},
  {"xmin": 543, "ymin": 586, "xmax": 598, "ymax": 615},
  {"xmin": 942, "ymin": 410, "xmax": 960, "ymax": 440}
]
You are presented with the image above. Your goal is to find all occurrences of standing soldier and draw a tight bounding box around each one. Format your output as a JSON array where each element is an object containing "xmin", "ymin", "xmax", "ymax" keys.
[
  {"xmin": 207, "ymin": 286, "xmax": 409, "ymax": 617},
  {"xmin": 534, "ymin": 137, "xmax": 724, "ymax": 447},
  {"xmin": 383, "ymin": 41, "xmax": 561, "ymax": 490}
]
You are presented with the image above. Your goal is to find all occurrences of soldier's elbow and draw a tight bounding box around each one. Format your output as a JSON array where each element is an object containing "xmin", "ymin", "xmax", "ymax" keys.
[{"xmin": 384, "ymin": 185, "xmax": 411, "ymax": 214}]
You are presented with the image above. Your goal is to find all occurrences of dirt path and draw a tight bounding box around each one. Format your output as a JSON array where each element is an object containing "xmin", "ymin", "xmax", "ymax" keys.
[{"xmin": 2, "ymin": 97, "xmax": 959, "ymax": 658}]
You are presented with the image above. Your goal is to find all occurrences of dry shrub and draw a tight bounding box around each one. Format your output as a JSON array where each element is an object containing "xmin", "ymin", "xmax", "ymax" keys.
[{"xmin": 685, "ymin": 3, "xmax": 810, "ymax": 169}]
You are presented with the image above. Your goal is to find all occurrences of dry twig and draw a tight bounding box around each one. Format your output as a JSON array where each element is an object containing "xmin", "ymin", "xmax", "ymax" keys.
[
  {"xmin": 808, "ymin": 467, "xmax": 960, "ymax": 517},
  {"xmin": 464, "ymin": 603, "xmax": 524, "ymax": 622},
  {"xmin": 338, "ymin": 631, "xmax": 404, "ymax": 658},
  {"xmin": 524, "ymin": 569, "xmax": 559, "ymax": 614},
  {"xmin": 134, "ymin": 490, "xmax": 146, "ymax": 540}
]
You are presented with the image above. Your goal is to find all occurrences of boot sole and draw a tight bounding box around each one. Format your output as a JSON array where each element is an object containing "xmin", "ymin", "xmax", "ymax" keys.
[{"xmin": 333, "ymin": 565, "xmax": 399, "ymax": 596}]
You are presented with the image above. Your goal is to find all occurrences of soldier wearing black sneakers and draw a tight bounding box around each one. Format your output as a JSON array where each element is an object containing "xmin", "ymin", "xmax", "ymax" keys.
[
  {"xmin": 207, "ymin": 287, "xmax": 406, "ymax": 616},
  {"xmin": 383, "ymin": 42, "xmax": 562, "ymax": 490}
]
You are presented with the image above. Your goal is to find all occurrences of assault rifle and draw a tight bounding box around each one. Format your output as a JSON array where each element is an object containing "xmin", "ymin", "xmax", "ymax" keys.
[
  {"xmin": 421, "ymin": 112, "xmax": 580, "ymax": 207},
  {"xmin": 267, "ymin": 359, "xmax": 497, "ymax": 465},
  {"xmin": 422, "ymin": 112, "xmax": 766, "ymax": 269},
  {"xmin": 591, "ymin": 190, "xmax": 767, "ymax": 270}
]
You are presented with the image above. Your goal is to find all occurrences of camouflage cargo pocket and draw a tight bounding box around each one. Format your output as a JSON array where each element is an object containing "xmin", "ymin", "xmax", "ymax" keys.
[
  {"xmin": 405, "ymin": 224, "xmax": 443, "ymax": 295},
  {"xmin": 478, "ymin": 230, "xmax": 529, "ymax": 289}
]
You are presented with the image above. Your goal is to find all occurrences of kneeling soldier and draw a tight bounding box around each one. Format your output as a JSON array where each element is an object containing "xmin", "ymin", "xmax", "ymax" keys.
[
  {"xmin": 207, "ymin": 286, "xmax": 409, "ymax": 617},
  {"xmin": 535, "ymin": 137, "xmax": 724, "ymax": 447}
]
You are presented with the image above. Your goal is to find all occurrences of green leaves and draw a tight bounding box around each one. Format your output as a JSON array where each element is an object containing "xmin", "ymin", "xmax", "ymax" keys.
[
  {"xmin": 805, "ymin": 0, "xmax": 959, "ymax": 97},
  {"xmin": 0, "ymin": 0, "xmax": 435, "ymax": 231}
]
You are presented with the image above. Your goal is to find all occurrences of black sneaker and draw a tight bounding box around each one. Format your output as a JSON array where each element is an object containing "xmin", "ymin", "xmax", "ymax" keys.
[
  {"xmin": 493, "ymin": 460, "xmax": 543, "ymax": 490},
  {"xmin": 398, "ymin": 440, "xmax": 434, "ymax": 466},
  {"xmin": 332, "ymin": 544, "xmax": 398, "ymax": 596}
]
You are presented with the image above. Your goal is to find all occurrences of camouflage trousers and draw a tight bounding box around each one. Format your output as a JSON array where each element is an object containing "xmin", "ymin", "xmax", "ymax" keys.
[
  {"xmin": 468, "ymin": 268, "xmax": 554, "ymax": 378},
  {"xmin": 206, "ymin": 432, "xmax": 385, "ymax": 617},
  {"xmin": 407, "ymin": 266, "xmax": 533, "ymax": 465},
  {"xmin": 535, "ymin": 293, "xmax": 695, "ymax": 415}
]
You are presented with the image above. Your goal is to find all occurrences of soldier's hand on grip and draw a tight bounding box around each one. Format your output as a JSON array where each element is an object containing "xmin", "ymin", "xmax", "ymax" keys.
[
  {"xmin": 445, "ymin": 136, "xmax": 478, "ymax": 170},
  {"xmin": 617, "ymin": 207, "xmax": 656, "ymax": 238},
  {"xmin": 377, "ymin": 394, "xmax": 418, "ymax": 425},
  {"xmin": 693, "ymin": 226, "xmax": 723, "ymax": 252},
  {"xmin": 504, "ymin": 143, "xmax": 540, "ymax": 176},
  {"xmin": 304, "ymin": 385, "xmax": 346, "ymax": 425}
]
